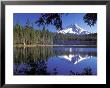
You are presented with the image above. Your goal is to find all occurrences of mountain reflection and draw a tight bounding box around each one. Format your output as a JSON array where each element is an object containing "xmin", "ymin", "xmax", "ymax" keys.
[
  {"xmin": 14, "ymin": 46, "xmax": 97, "ymax": 75},
  {"xmin": 58, "ymin": 54, "xmax": 92, "ymax": 64}
]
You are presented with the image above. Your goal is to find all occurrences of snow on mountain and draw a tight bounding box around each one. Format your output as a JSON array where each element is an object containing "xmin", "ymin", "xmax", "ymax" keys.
[{"xmin": 58, "ymin": 24, "xmax": 90, "ymax": 35}]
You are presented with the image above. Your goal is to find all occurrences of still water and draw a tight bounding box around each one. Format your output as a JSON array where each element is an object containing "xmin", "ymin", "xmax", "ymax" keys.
[{"xmin": 14, "ymin": 46, "xmax": 97, "ymax": 75}]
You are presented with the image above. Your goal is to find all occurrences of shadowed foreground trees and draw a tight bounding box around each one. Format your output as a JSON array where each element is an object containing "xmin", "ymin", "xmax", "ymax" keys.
[
  {"xmin": 83, "ymin": 13, "xmax": 97, "ymax": 27},
  {"xmin": 36, "ymin": 13, "xmax": 97, "ymax": 30},
  {"xmin": 35, "ymin": 13, "xmax": 63, "ymax": 30}
]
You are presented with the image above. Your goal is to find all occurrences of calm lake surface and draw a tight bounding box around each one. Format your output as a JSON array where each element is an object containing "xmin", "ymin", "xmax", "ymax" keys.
[{"xmin": 14, "ymin": 46, "xmax": 97, "ymax": 75}]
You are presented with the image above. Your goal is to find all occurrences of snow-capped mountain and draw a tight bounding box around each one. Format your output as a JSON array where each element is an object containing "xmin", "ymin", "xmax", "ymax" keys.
[{"xmin": 58, "ymin": 24, "xmax": 90, "ymax": 35}]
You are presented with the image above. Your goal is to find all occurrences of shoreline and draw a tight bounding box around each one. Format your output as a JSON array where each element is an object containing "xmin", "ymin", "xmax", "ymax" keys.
[{"xmin": 14, "ymin": 44, "xmax": 97, "ymax": 47}]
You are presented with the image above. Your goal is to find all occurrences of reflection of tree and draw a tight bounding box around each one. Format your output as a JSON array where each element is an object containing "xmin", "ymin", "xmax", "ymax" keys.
[
  {"xmin": 14, "ymin": 46, "xmax": 54, "ymax": 64},
  {"xmin": 53, "ymin": 68, "xmax": 58, "ymax": 75},
  {"xmin": 14, "ymin": 47, "xmax": 96, "ymax": 75},
  {"xmin": 14, "ymin": 59, "xmax": 50, "ymax": 75},
  {"xmin": 14, "ymin": 47, "xmax": 54, "ymax": 75},
  {"xmin": 14, "ymin": 47, "xmax": 96, "ymax": 64},
  {"xmin": 53, "ymin": 47, "xmax": 97, "ymax": 57},
  {"xmin": 82, "ymin": 67, "xmax": 92, "ymax": 75},
  {"xmin": 69, "ymin": 67, "xmax": 93, "ymax": 75},
  {"xmin": 26, "ymin": 59, "xmax": 50, "ymax": 75}
]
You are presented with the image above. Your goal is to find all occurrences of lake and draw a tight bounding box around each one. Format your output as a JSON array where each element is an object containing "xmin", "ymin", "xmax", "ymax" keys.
[{"xmin": 13, "ymin": 46, "xmax": 97, "ymax": 75}]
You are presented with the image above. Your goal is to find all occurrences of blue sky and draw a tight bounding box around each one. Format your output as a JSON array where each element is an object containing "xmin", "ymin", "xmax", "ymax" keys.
[{"xmin": 13, "ymin": 13, "xmax": 97, "ymax": 33}]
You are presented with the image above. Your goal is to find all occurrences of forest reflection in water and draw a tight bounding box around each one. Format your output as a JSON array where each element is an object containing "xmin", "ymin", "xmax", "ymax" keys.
[{"xmin": 14, "ymin": 46, "xmax": 97, "ymax": 75}]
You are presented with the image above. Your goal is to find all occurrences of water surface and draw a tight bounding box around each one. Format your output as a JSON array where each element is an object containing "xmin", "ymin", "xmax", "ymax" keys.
[{"xmin": 14, "ymin": 46, "xmax": 97, "ymax": 75}]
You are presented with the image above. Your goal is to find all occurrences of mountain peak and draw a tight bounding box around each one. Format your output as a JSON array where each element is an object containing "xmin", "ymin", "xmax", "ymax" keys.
[
  {"xmin": 74, "ymin": 23, "xmax": 78, "ymax": 26},
  {"xmin": 58, "ymin": 24, "xmax": 90, "ymax": 35}
]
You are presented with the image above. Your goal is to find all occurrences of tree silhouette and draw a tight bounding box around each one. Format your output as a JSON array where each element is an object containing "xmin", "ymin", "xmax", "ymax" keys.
[
  {"xmin": 35, "ymin": 13, "xmax": 97, "ymax": 30},
  {"xmin": 35, "ymin": 13, "xmax": 63, "ymax": 30},
  {"xmin": 83, "ymin": 13, "xmax": 97, "ymax": 27}
]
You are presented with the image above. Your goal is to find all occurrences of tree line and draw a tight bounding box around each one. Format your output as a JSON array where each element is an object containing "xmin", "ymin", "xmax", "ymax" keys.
[
  {"xmin": 14, "ymin": 17, "xmax": 97, "ymax": 46},
  {"xmin": 14, "ymin": 19, "xmax": 53, "ymax": 45},
  {"xmin": 54, "ymin": 33, "xmax": 97, "ymax": 41}
]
